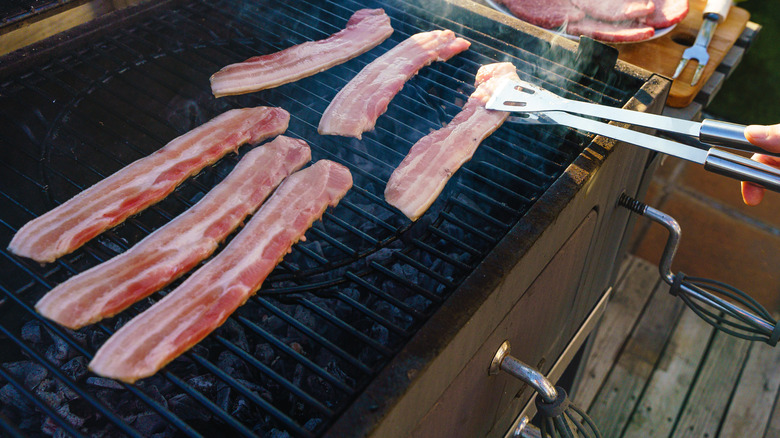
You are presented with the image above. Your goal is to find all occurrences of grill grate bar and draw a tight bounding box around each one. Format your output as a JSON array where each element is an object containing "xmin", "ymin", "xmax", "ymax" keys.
[
  {"xmin": 296, "ymin": 298, "xmax": 394, "ymax": 357},
  {"xmin": 448, "ymin": 196, "xmax": 509, "ymax": 229},
  {"xmin": 440, "ymin": 211, "xmax": 497, "ymax": 243},
  {"xmin": 345, "ymin": 272, "xmax": 425, "ymax": 319},
  {"xmin": 410, "ymin": 239, "xmax": 471, "ymax": 271},
  {"xmin": 369, "ymin": 261, "xmax": 444, "ymax": 303},
  {"xmin": 393, "ymin": 252, "xmax": 453, "ymax": 289},
  {"xmin": 425, "ymin": 222, "xmax": 485, "ymax": 257},
  {"xmin": 0, "ymin": 318, "xmax": 141, "ymax": 437},
  {"xmin": 256, "ymin": 297, "xmax": 373, "ymax": 376},
  {"xmin": 236, "ymin": 315, "xmax": 353, "ymax": 393},
  {"xmin": 0, "ymin": 368, "xmax": 85, "ymax": 437},
  {"xmin": 214, "ymin": 335, "xmax": 336, "ymax": 417}
]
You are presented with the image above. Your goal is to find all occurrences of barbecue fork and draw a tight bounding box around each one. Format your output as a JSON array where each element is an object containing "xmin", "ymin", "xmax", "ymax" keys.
[
  {"xmin": 486, "ymin": 78, "xmax": 780, "ymax": 193},
  {"xmin": 672, "ymin": 0, "xmax": 732, "ymax": 86}
]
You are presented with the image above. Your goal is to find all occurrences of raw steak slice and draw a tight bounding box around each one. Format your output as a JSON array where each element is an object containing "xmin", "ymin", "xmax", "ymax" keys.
[
  {"xmin": 567, "ymin": 17, "xmax": 655, "ymax": 42},
  {"xmin": 495, "ymin": 0, "xmax": 585, "ymax": 29},
  {"xmin": 571, "ymin": 0, "xmax": 655, "ymax": 22},
  {"xmin": 641, "ymin": 0, "xmax": 689, "ymax": 28}
]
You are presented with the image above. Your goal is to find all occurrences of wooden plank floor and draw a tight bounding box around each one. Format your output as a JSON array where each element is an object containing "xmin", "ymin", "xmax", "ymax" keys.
[{"xmin": 571, "ymin": 255, "xmax": 780, "ymax": 438}]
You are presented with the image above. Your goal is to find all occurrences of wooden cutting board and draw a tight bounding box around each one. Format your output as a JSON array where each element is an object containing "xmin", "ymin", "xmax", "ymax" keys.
[{"xmin": 615, "ymin": 0, "xmax": 750, "ymax": 108}]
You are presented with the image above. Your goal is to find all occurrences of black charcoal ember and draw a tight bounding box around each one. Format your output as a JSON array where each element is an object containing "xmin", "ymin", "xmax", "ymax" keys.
[
  {"xmin": 267, "ymin": 429, "xmax": 292, "ymax": 438},
  {"xmin": 145, "ymin": 384, "xmax": 168, "ymax": 409},
  {"xmin": 217, "ymin": 351, "xmax": 250, "ymax": 380},
  {"xmin": 0, "ymin": 384, "xmax": 33, "ymax": 414},
  {"xmin": 61, "ymin": 356, "xmax": 88, "ymax": 381},
  {"xmin": 217, "ymin": 319, "xmax": 249, "ymax": 352},
  {"xmin": 304, "ymin": 417, "xmax": 323, "ymax": 432},
  {"xmin": 132, "ymin": 412, "xmax": 167, "ymax": 436},
  {"xmin": 305, "ymin": 375, "xmax": 333, "ymax": 402},
  {"xmin": 21, "ymin": 320, "xmax": 45, "ymax": 344},
  {"xmin": 291, "ymin": 306, "xmax": 317, "ymax": 331},
  {"xmin": 216, "ymin": 383, "xmax": 231, "ymax": 412},
  {"xmin": 3, "ymin": 361, "xmax": 48, "ymax": 390},
  {"xmin": 56, "ymin": 403, "xmax": 86, "ymax": 428},
  {"xmin": 404, "ymin": 295, "xmax": 432, "ymax": 313},
  {"xmin": 231, "ymin": 397, "xmax": 251, "ymax": 421},
  {"xmin": 235, "ymin": 378, "xmax": 272, "ymax": 403},
  {"xmin": 44, "ymin": 333, "xmax": 73, "ymax": 366},
  {"xmin": 185, "ymin": 374, "xmax": 216, "ymax": 397},
  {"xmin": 325, "ymin": 360, "xmax": 354, "ymax": 387},
  {"xmin": 370, "ymin": 323, "xmax": 389, "ymax": 346},
  {"xmin": 260, "ymin": 314, "xmax": 287, "ymax": 335},
  {"xmin": 86, "ymin": 377, "xmax": 124, "ymax": 390},
  {"xmin": 254, "ymin": 343, "xmax": 275, "ymax": 366},
  {"xmin": 168, "ymin": 393, "xmax": 212, "ymax": 422},
  {"xmin": 35, "ymin": 379, "xmax": 65, "ymax": 409}
]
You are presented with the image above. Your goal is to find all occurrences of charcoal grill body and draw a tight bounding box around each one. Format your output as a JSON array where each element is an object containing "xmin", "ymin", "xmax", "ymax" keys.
[{"xmin": 0, "ymin": 1, "xmax": 668, "ymax": 437}]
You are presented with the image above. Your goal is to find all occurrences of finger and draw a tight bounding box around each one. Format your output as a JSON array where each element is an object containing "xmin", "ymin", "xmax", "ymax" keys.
[
  {"xmin": 741, "ymin": 181, "xmax": 765, "ymax": 206},
  {"xmin": 745, "ymin": 124, "xmax": 780, "ymax": 153}
]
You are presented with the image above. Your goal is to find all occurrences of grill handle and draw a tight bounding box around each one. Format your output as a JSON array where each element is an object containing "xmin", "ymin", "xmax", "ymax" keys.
[
  {"xmin": 490, "ymin": 341, "xmax": 602, "ymax": 438},
  {"xmin": 704, "ymin": 148, "xmax": 780, "ymax": 193},
  {"xmin": 619, "ymin": 194, "xmax": 780, "ymax": 345}
]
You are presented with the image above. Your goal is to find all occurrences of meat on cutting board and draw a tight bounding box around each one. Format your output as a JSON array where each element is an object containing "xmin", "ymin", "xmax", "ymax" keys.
[
  {"xmin": 567, "ymin": 17, "xmax": 655, "ymax": 42},
  {"xmin": 641, "ymin": 0, "xmax": 689, "ymax": 28},
  {"xmin": 570, "ymin": 0, "xmax": 655, "ymax": 22},
  {"xmin": 318, "ymin": 29, "xmax": 470, "ymax": 139},
  {"xmin": 495, "ymin": 0, "xmax": 585, "ymax": 29},
  {"xmin": 385, "ymin": 62, "xmax": 518, "ymax": 221},
  {"xmin": 88, "ymin": 160, "xmax": 353, "ymax": 383},
  {"xmin": 7, "ymin": 107, "xmax": 290, "ymax": 263},
  {"xmin": 210, "ymin": 9, "xmax": 393, "ymax": 97},
  {"xmin": 35, "ymin": 136, "xmax": 311, "ymax": 330}
]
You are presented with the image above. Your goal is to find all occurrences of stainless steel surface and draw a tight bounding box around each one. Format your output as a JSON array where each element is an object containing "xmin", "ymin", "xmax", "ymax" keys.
[
  {"xmin": 538, "ymin": 111, "xmax": 710, "ymax": 164},
  {"xmin": 673, "ymin": 0, "xmax": 732, "ymax": 85},
  {"xmin": 507, "ymin": 416, "xmax": 542, "ymax": 438},
  {"xmin": 487, "ymin": 78, "xmax": 702, "ymax": 137},
  {"xmin": 490, "ymin": 341, "xmax": 558, "ymax": 403},
  {"xmin": 704, "ymin": 148, "xmax": 780, "ymax": 192}
]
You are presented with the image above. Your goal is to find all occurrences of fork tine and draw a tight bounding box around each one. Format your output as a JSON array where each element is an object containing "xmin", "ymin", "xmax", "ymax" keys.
[
  {"xmin": 672, "ymin": 57, "xmax": 689, "ymax": 79},
  {"xmin": 691, "ymin": 64, "xmax": 706, "ymax": 86}
]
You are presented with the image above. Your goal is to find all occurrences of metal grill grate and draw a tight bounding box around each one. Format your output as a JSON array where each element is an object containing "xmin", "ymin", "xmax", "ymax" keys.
[{"xmin": 0, "ymin": 0, "xmax": 644, "ymax": 436}]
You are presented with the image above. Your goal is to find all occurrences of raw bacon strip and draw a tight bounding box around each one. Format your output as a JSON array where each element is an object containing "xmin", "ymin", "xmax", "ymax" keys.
[
  {"xmin": 89, "ymin": 160, "xmax": 353, "ymax": 383},
  {"xmin": 495, "ymin": 0, "xmax": 585, "ymax": 29},
  {"xmin": 210, "ymin": 9, "xmax": 393, "ymax": 97},
  {"xmin": 570, "ymin": 0, "xmax": 655, "ymax": 22},
  {"xmin": 641, "ymin": 0, "xmax": 688, "ymax": 28},
  {"xmin": 318, "ymin": 30, "xmax": 471, "ymax": 139},
  {"xmin": 8, "ymin": 107, "xmax": 289, "ymax": 263},
  {"xmin": 567, "ymin": 17, "xmax": 655, "ymax": 43},
  {"xmin": 35, "ymin": 136, "xmax": 311, "ymax": 329},
  {"xmin": 385, "ymin": 62, "xmax": 519, "ymax": 221}
]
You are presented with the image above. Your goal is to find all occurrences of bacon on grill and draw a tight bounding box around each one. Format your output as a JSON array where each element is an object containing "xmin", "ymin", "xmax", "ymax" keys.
[
  {"xmin": 35, "ymin": 136, "xmax": 311, "ymax": 330},
  {"xmin": 318, "ymin": 29, "xmax": 471, "ymax": 139},
  {"xmin": 210, "ymin": 9, "xmax": 393, "ymax": 97},
  {"xmin": 7, "ymin": 107, "xmax": 289, "ymax": 263},
  {"xmin": 88, "ymin": 160, "xmax": 353, "ymax": 383},
  {"xmin": 385, "ymin": 62, "xmax": 518, "ymax": 221}
]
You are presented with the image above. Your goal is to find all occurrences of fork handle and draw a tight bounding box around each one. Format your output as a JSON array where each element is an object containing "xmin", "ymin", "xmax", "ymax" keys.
[{"xmin": 703, "ymin": 0, "xmax": 731, "ymax": 21}]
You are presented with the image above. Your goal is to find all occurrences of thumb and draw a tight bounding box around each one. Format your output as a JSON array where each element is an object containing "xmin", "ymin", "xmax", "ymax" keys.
[{"xmin": 744, "ymin": 124, "xmax": 780, "ymax": 153}]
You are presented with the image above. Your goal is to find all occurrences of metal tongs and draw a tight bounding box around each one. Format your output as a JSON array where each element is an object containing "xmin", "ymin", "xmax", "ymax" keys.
[{"xmin": 486, "ymin": 79, "xmax": 780, "ymax": 193}]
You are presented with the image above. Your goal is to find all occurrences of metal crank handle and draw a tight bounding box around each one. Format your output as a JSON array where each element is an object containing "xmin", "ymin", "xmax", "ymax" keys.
[
  {"xmin": 618, "ymin": 194, "xmax": 780, "ymax": 346},
  {"xmin": 704, "ymin": 148, "xmax": 780, "ymax": 193}
]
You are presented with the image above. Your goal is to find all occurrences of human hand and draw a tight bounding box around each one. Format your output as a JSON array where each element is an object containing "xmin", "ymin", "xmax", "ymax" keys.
[{"xmin": 742, "ymin": 124, "xmax": 780, "ymax": 205}]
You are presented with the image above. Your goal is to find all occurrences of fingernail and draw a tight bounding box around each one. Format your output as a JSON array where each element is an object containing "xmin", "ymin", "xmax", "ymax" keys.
[{"xmin": 745, "ymin": 124, "xmax": 771, "ymax": 140}]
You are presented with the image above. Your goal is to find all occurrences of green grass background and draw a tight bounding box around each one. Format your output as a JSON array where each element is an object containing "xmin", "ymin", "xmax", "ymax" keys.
[{"xmin": 707, "ymin": 0, "xmax": 780, "ymax": 125}]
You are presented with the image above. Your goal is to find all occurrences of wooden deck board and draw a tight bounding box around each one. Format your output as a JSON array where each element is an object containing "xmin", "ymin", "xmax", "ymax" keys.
[
  {"xmin": 672, "ymin": 332, "xmax": 751, "ymax": 437},
  {"xmin": 572, "ymin": 255, "xmax": 780, "ymax": 437},
  {"xmin": 585, "ymin": 280, "xmax": 684, "ymax": 437},
  {"xmin": 622, "ymin": 308, "xmax": 714, "ymax": 438},
  {"xmin": 572, "ymin": 256, "xmax": 661, "ymax": 411},
  {"xmin": 719, "ymin": 341, "xmax": 780, "ymax": 437}
]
